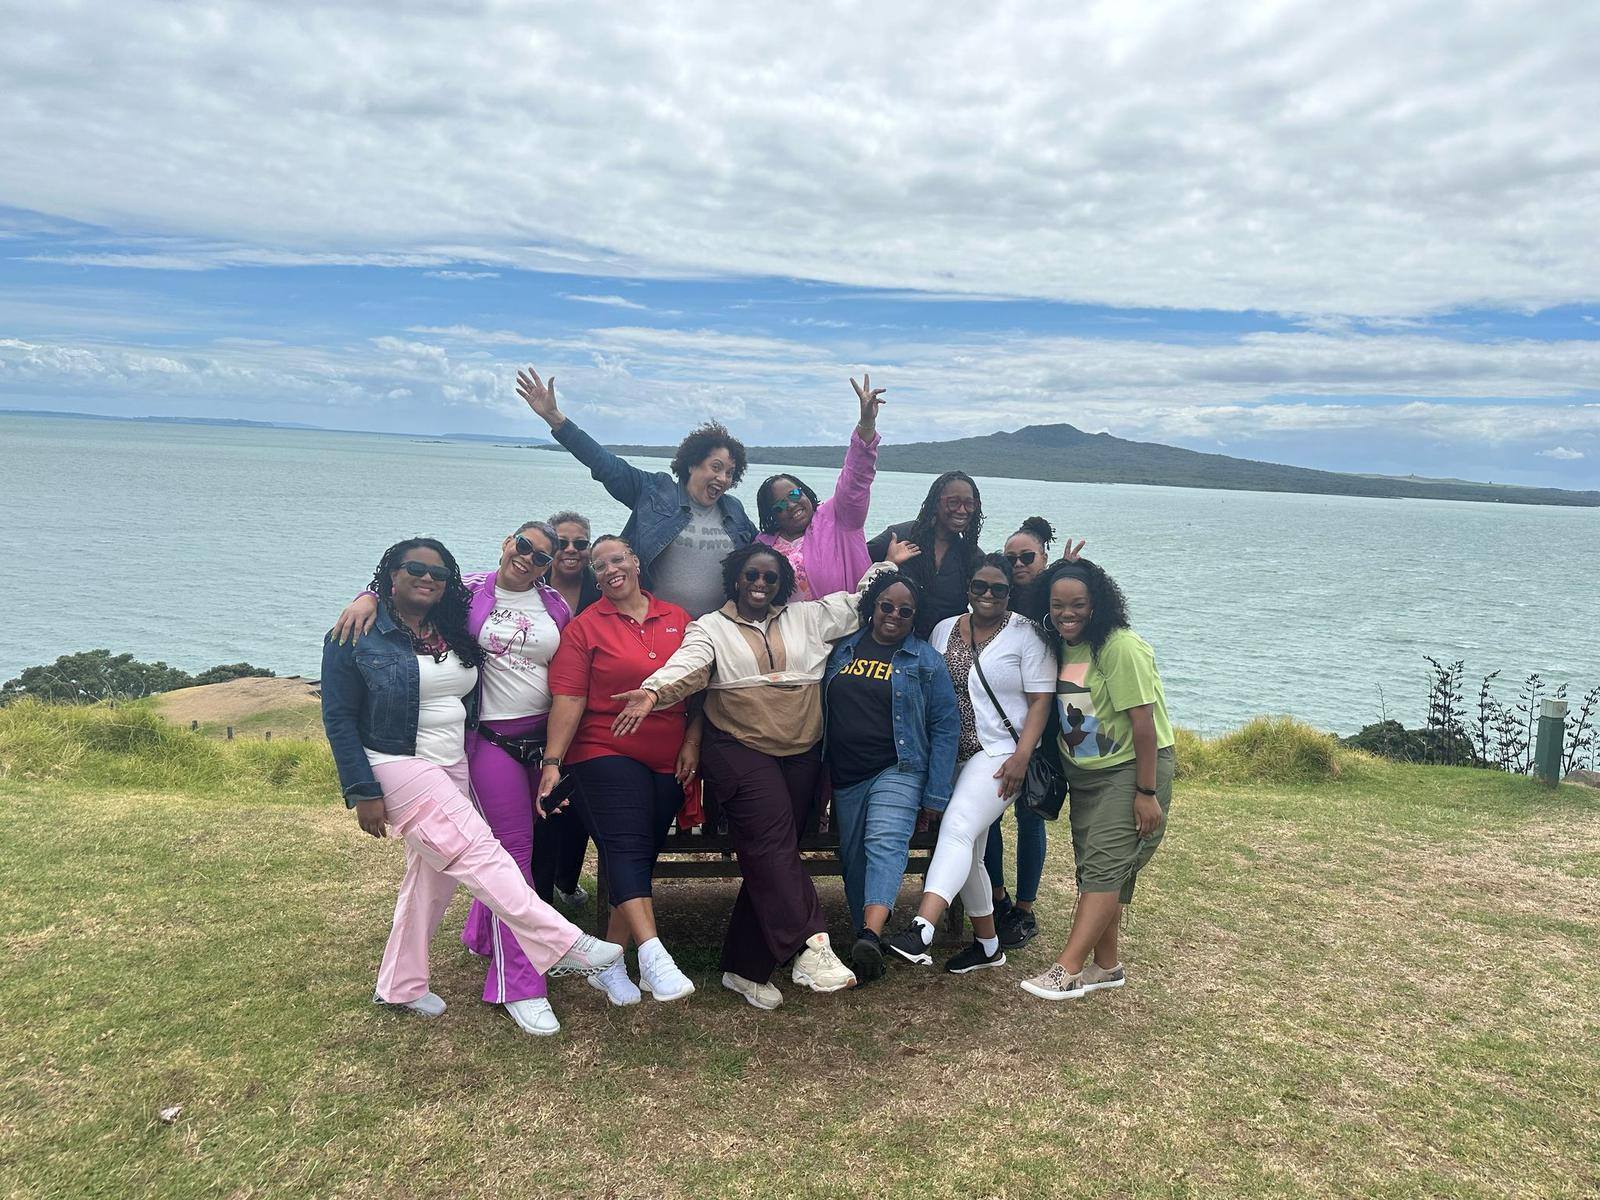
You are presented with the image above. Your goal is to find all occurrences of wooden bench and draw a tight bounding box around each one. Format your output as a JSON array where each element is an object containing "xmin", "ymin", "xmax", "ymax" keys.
[{"xmin": 593, "ymin": 790, "xmax": 965, "ymax": 945}]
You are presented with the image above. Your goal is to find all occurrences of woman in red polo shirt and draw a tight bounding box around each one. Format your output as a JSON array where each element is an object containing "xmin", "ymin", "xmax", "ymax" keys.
[{"xmin": 541, "ymin": 534, "xmax": 701, "ymax": 1007}]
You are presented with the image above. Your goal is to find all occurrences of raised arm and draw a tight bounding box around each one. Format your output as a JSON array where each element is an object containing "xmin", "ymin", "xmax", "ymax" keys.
[
  {"xmin": 828, "ymin": 375, "xmax": 884, "ymax": 532},
  {"xmin": 611, "ymin": 621, "xmax": 718, "ymax": 736},
  {"xmin": 517, "ymin": 366, "xmax": 652, "ymax": 508}
]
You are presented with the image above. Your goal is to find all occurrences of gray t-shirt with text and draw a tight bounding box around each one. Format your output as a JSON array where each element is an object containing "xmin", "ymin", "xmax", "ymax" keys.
[{"xmin": 649, "ymin": 500, "xmax": 735, "ymax": 618}]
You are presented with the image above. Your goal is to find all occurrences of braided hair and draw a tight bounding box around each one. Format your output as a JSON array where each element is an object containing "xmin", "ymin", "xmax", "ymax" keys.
[
  {"xmin": 756, "ymin": 473, "xmax": 821, "ymax": 535},
  {"xmin": 369, "ymin": 538, "xmax": 483, "ymax": 666},
  {"xmin": 908, "ymin": 471, "xmax": 985, "ymax": 573},
  {"xmin": 1035, "ymin": 557, "xmax": 1129, "ymax": 662}
]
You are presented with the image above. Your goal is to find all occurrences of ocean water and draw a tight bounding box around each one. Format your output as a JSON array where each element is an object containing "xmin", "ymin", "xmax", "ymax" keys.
[{"xmin": 5, "ymin": 413, "xmax": 1597, "ymax": 735}]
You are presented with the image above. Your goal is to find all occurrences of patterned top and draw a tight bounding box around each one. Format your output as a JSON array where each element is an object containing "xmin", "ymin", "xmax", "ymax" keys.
[
  {"xmin": 770, "ymin": 533, "xmax": 815, "ymax": 601},
  {"xmin": 941, "ymin": 621, "xmax": 985, "ymax": 762}
]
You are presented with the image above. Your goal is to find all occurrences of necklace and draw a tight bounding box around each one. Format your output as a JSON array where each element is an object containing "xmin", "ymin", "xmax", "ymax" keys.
[
  {"xmin": 620, "ymin": 609, "xmax": 659, "ymax": 659},
  {"xmin": 964, "ymin": 612, "xmax": 1005, "ymax": 657}
]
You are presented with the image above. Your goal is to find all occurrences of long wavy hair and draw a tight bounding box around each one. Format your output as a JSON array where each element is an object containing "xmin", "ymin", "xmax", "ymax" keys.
[
  {"xmin": 369, "ymin": 538, "xmax": 483, "ymax": 666},
  {"xmin": 908, "ymin": 471, "xmax": 984, "ymax": 574},
  {"xmin": 1035, "ymin": 557, "xmax": 1129, "ymax": 662}
]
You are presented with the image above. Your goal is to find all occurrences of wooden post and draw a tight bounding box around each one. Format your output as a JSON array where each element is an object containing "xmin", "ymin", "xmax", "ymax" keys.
[
  {"xmin": 265, "ymin": 730, "xmax": 272, "ymax": 742},
  {"xmin": 1534, "ymin": 699, "xmax": 1566, "ymax": 785},
  {"xmin": 226, "ymin": 725, "xmax": 234, "ymax": 741},
  {"xmin": 190, "ymin": 720, "xmax": 198, "ymax": 732}
]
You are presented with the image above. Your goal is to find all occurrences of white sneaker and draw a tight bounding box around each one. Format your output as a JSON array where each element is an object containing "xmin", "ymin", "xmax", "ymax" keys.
[
  {"xmin": 373, "ymin": 990, "xmax": 446, "ymax": 1018},
  {"xmin": 721, "ymin": 971, "xmax": 783, "ymax": 1010},
  {"xmin": 587, "ymin": 958, "xmax": 642, "ymax": 1006},
  {"xmin": 638, "ymin": 946, "xmax": 696, "ymax": 1002},
  {"xmin": 548, "ymin": 934, "xmax": 624, "ymax": 977},
  {"xmin": 504, "ymin": 997, "xmax": 560, "ymax": 1036},
  {"xmin": 556, "ymin": 883, "xmax": 589, "ymax": 908},
  {"xmin": 791, "ymin": 933, "xmax": 857, "ymax": 993}
]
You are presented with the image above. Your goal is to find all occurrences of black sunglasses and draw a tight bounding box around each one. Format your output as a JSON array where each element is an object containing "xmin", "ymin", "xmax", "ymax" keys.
[
  {"xmin": 877, "ymin": 600, "xmax": 915, "ymax": 619},
  {"xmin": 774, "ymin": 487, "xmax": 806, "ymax": 513},
  {"xmin": 742, "ymin": 569, "xmax": 781, "ymax": 586},
  {"xmin": 1004, "ymin": 550, "xmax": 1037, "ymax": 566},
  {"xmin": 969, "ymin": 579, "xmax": 1011, "ymax": 598},
  {"xmin": 557, "ymin": 536, "xmax": 590, "ymax": 552},
  {"xmin": 513, "ymin": 535, "xmax": 554, "ymax": 566},
  {"xmin": 401, "ymin": 561, "xmax": 450, "ymax": 582}
]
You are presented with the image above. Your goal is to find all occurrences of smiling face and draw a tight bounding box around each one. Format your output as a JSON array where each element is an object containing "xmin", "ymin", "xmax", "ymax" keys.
[
  {"xmin": 552, "ymin": 520, "xmax": 591, "ymax": 581},
  {"xmin": 1049, "ymin": 576, "xmax": 1094, "ymax": 644},
  {"xmin": 498, "ymin": 526, "xmax": 553, "ymax": 592},
  {"xmin": 767, "ymin": 476, "xmax": 815, "ymax": 538},
  {"xmin": 590, "ymin": 539, "xmax": 641, "ymax": 603},
  {"xmin": 870, "ymin": 581, "xmax": 916, "ymax": 645},
  {"xmin": 686, "ymin": 445, "xmax": 736, "ymax": 507},
  {"xmin": 735, "ymin": 550, "xmax": 784, "ymax": 616},
  {"xmin": 935, "ymin": 479, "xmax": 977, "ymax": 538},
  {"xmin": 967, "ymin": 563, "xmax": 1010, "ymax": 622},
  {"xmin": 1003, "ymin": 532, "xmax": 1046, "ymax": 586},
  {"xmin": 390, "ymin": 546, "xmax": 447, "ymax": 614}
]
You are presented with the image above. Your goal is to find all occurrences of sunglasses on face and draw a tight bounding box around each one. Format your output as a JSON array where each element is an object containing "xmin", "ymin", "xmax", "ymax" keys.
[
  {"xmin": 1004, "ymin": 550, "xmax": 1037, "ymax": 567},
  {"xmin": 968, "ymin": 579, "xmax": 1011, "ymax": 598},
  {"xmin": 512, "ymin": 535, "xmax": 554, "ymax": 566},
  {"xmin": 742, "ymin": 569, "xmax": 781, "ymax": 586},
  {"xmin": 400, "ymin": 561, "xmax": 450, "ymax": 582},
  {"xmin": 557, "ymin": 536, "xmax": 590, "ymax": 552},
  {"xmin": 774, "ymin": 488, "xmax": 806, "ymax": 513},
  {"xmin": 877, "ymin": 600, "xmax": 915, "ymax": 619}
]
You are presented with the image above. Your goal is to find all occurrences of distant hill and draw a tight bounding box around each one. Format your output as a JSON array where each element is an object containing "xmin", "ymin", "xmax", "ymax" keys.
[{"xmin": 574, "ymin": 423, "xmax": 1599, "ymax": 507}]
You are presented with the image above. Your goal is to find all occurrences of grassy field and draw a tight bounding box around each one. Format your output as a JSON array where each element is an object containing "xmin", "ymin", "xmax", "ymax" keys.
[{"xmin": 1, "ymin": 704, "xmax": 1597, "ymax": 1199}]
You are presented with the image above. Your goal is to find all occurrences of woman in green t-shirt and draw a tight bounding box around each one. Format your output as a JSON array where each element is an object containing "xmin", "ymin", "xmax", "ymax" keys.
[{"xmin": 1020, "ymin": 559, "xmax": 1176, "ymax": 1002}]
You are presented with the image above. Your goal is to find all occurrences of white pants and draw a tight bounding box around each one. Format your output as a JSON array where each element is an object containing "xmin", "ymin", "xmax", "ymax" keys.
[{"xmin": 923, "ymin": 748, "xmax": 1012, "ymax": 919}]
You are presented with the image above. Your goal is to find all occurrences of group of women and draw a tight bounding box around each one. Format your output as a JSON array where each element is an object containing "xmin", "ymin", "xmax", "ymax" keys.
[{"xmin": 321, "ymin": 368, "xmax": 1176, "ymax": 1033}]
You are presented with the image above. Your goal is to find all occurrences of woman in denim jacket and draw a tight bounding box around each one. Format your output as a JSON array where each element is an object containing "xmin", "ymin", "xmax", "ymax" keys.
[{"xmin": 822, "ymin": 569, "xmax": 960, "ymax": 984}]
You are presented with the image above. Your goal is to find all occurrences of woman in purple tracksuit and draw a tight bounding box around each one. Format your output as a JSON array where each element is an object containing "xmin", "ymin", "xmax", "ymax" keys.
[
  {"xmin": 753, "ymin": 375, "xmax": 887, "ymax": 599},
  {"xmin": 331, "ymin": 521, "xmax": 576, "ymax": 1036}
]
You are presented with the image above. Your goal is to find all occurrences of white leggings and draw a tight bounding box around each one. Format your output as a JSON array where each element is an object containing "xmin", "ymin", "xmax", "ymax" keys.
[{"xmin": 923, "ymin": 748, "xmax": 1012, "ymax": 920}]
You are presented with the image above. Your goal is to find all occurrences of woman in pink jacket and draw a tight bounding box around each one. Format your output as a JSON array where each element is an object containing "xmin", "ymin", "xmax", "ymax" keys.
[{"xmin": 753, "ymin": 375, "xmax": 887, "ymax": 600}]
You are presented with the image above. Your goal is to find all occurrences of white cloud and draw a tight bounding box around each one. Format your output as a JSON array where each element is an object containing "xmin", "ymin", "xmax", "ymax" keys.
[
  {"xmin": 3, "ymin": 1, "xmax": 1597, "ymax": 316},
  {"xmin": 424, "ymin": 270, "xmax": 499, "ymax": 280},
  {"xmin": 1538, "ymin": 446, "xmax": 1585, "ymax": 460},
  {"xmin": 560, "ymin": 294, "xmax": 648, "ymax": 310}
]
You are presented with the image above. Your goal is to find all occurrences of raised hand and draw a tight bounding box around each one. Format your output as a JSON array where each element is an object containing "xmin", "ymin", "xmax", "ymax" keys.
[
  {"xmin": 610, "ymin": 688, "xmax": 658, "ymax": 737},
  {"xmin": 885, "ymin": 532, "xmax": 922, "ymax": 566},
  {"xmin": 852, "ymin": 373, "xmax": 887, "ymax": 433},
  {"xmin": 1061, "ymin": 537, "xmax": 1087, "ymax": 563},
  {"xmin": 330, "ymin": 593, "xmax": 380, "ymax": 644},
  {"xmin": 516, "ymin": 367, "xmax": 563, "ymax": 428}
]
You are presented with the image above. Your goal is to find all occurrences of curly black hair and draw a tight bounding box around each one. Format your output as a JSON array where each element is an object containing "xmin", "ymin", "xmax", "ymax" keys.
[
  {"xmin": 369, "ymin": 537, "xmax": 483, "ymax": 666},
  {"xmin": 671, "ymin": 421, "xmax": 748, "ymax": 488},
  {"xmin": 908, "ymin": 471, "xmax": 984, "ymax": 573},
  {"xmin": 755, "ymin": 473, "xmax": 820, "ymax": 534},
  {"xmin": 720, "ymin": 542, "xmax": 797, "ymax": 608},
  {"xmin": 1035, "ymin": 556, "xmax": 1129, "ymax": 661},
  {"xmin": 857, "ymin": 568, "xmax": 922, "ymax": 626}
]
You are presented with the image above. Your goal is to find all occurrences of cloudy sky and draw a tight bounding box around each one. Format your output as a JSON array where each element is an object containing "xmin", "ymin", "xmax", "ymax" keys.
[{"xmin": 2, "ymin": 0, "xmax": 1597, "ymax": 486}]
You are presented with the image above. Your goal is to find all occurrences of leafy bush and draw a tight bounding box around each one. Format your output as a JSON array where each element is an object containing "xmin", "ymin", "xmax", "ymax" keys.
[
  {"xmin": 1, "ymin": 650, "xmax": 274, "ymax": 705},
  {"xmin": 1175, "ymin": 717, "xmax": 1355, "ymax": 785}
]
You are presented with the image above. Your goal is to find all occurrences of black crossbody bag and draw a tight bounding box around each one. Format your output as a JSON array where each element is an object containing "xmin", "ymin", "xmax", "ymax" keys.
[{"xmin": 970, "ymin": 639, "xmax": 1069, "ymax": 821}]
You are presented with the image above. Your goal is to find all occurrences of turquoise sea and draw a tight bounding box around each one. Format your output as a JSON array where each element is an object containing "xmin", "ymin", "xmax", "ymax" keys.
[{"xmin": 5, "ymin": 413, "xmax": 1597, "ymax": 735}]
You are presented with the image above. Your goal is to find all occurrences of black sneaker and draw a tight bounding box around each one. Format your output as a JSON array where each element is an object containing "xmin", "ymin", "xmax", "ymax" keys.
[
  {"xmin": 944, "ymin": 939, "xmax": 1007, "ymax": 974},
  {"xmin": 994, "ymin": 891, "xmax": 1015, "ymax": 924},
  {"xmin": 851, "ymin": 929, "xmax": 885, "ymax": 983},
  {"xmin": 998, "ymin": 905, "xmax": 1038, "ymax": 949},
  {"xmin": 885, "ymin": 923, "xmax": 934, "ymax": 966}
]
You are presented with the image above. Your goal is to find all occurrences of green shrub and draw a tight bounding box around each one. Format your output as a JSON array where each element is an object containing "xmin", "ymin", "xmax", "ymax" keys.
[{"xmin": 1175, "ymin": 716, "xmax": 1358, "ymax": 786}]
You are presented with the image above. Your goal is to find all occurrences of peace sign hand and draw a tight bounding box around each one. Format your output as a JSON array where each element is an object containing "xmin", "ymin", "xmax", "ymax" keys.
[
  {"xmin": 852, "ymin": 373, "xmax": 887, "ymax": 434},
  {"xmin": 516, "ymin": 367, "xmax": 564, "ymax": 429}
]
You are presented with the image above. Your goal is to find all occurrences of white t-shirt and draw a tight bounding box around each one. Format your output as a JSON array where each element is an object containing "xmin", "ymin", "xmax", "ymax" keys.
[
  {"xmin": 365, "ymin": 649, "xmax": 479, "ymax": 768},
  {"xmin": 476, "ymin": 585, "xmax": 561, "ymax": 720},
  {"xmin": 929, "ymin": 612, "xmax": 1055, "ymax": 756}
]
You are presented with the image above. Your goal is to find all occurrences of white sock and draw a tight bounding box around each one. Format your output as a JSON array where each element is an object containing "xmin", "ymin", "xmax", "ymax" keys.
[
  {"xmin": 913, "ymin": 917, "xmax": 934, "ymax": 946},
  {"xmin": 978, "ymin": 935, "xmax": 1000, "ymax": 957},
  {"xmin": 638, "ymin": 936, "xmax": 664, "ymax": 962}
]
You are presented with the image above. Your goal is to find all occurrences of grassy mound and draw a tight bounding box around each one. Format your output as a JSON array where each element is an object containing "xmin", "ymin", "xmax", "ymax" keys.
[
  {"xmin": 0, "ymin": 698, "xmax": 335, "ymax": 802},
  {"xmin": 1174, "ymin": 716, "xmax": 1359, "ymax": 786}
]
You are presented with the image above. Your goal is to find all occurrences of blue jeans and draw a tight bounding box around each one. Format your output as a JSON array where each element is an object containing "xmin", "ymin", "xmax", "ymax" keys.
[
  {"xmin": 832, "ymin": 766, "xmax": 925, "ymax": 930},
  {"xmin": 983, "ymin": 803, "xmax": 1047, "ymax": 904}
]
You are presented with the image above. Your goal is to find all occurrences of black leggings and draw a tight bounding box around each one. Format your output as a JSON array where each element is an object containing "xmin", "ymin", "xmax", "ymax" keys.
[{"xmin": 570, "ymin": 755, "xmax": 683, "ymax": 904}]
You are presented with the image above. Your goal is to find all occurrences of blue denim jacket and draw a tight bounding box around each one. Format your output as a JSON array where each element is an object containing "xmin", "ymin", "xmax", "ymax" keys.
[
  {"xmin": 552, "ymin": 418, "xmax": 757, "ymax": 587},
  {"xmin": 319, "ymin": 605, "xmax": 479, "ymax": 806},
  {"xmin": 823, "ymin": 630, "xmax": 960, "ymax": 811}
]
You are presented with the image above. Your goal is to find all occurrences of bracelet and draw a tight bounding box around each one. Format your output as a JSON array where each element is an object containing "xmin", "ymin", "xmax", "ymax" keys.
[
  {"xmin": 544, "ymin": 756, "xmax": 563, "ymax": 767},
  {"xmin": 1134, "ymin": 784, "xmax": 1157, "ymax": 797}
]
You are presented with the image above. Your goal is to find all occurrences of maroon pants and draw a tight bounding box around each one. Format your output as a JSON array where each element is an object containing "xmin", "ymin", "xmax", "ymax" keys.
[{"xmin": 700, "ymin": 723, "xmax": 826, "ymax": 984}]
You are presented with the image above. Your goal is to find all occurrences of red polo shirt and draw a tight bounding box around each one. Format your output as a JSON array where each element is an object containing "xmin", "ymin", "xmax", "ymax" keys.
[{"xmin": 548, "ymin": 592, "xmax": 692, "ymax": 774}]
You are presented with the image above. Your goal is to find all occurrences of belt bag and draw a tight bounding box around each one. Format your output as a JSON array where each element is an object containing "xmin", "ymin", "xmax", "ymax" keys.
[
  {"xmin": 971, "ymin": 650, "xmax": 1068, "ymax": 821},
  {"xmin": 475, "ymin": 724, "xmax": 546, "ymax": 767}
]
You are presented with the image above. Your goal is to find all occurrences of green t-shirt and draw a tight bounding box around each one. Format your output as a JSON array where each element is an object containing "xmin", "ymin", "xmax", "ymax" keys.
[{"xmin": 1056, "ymin": 628, "xmax": 1175, "ymax": 770}]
